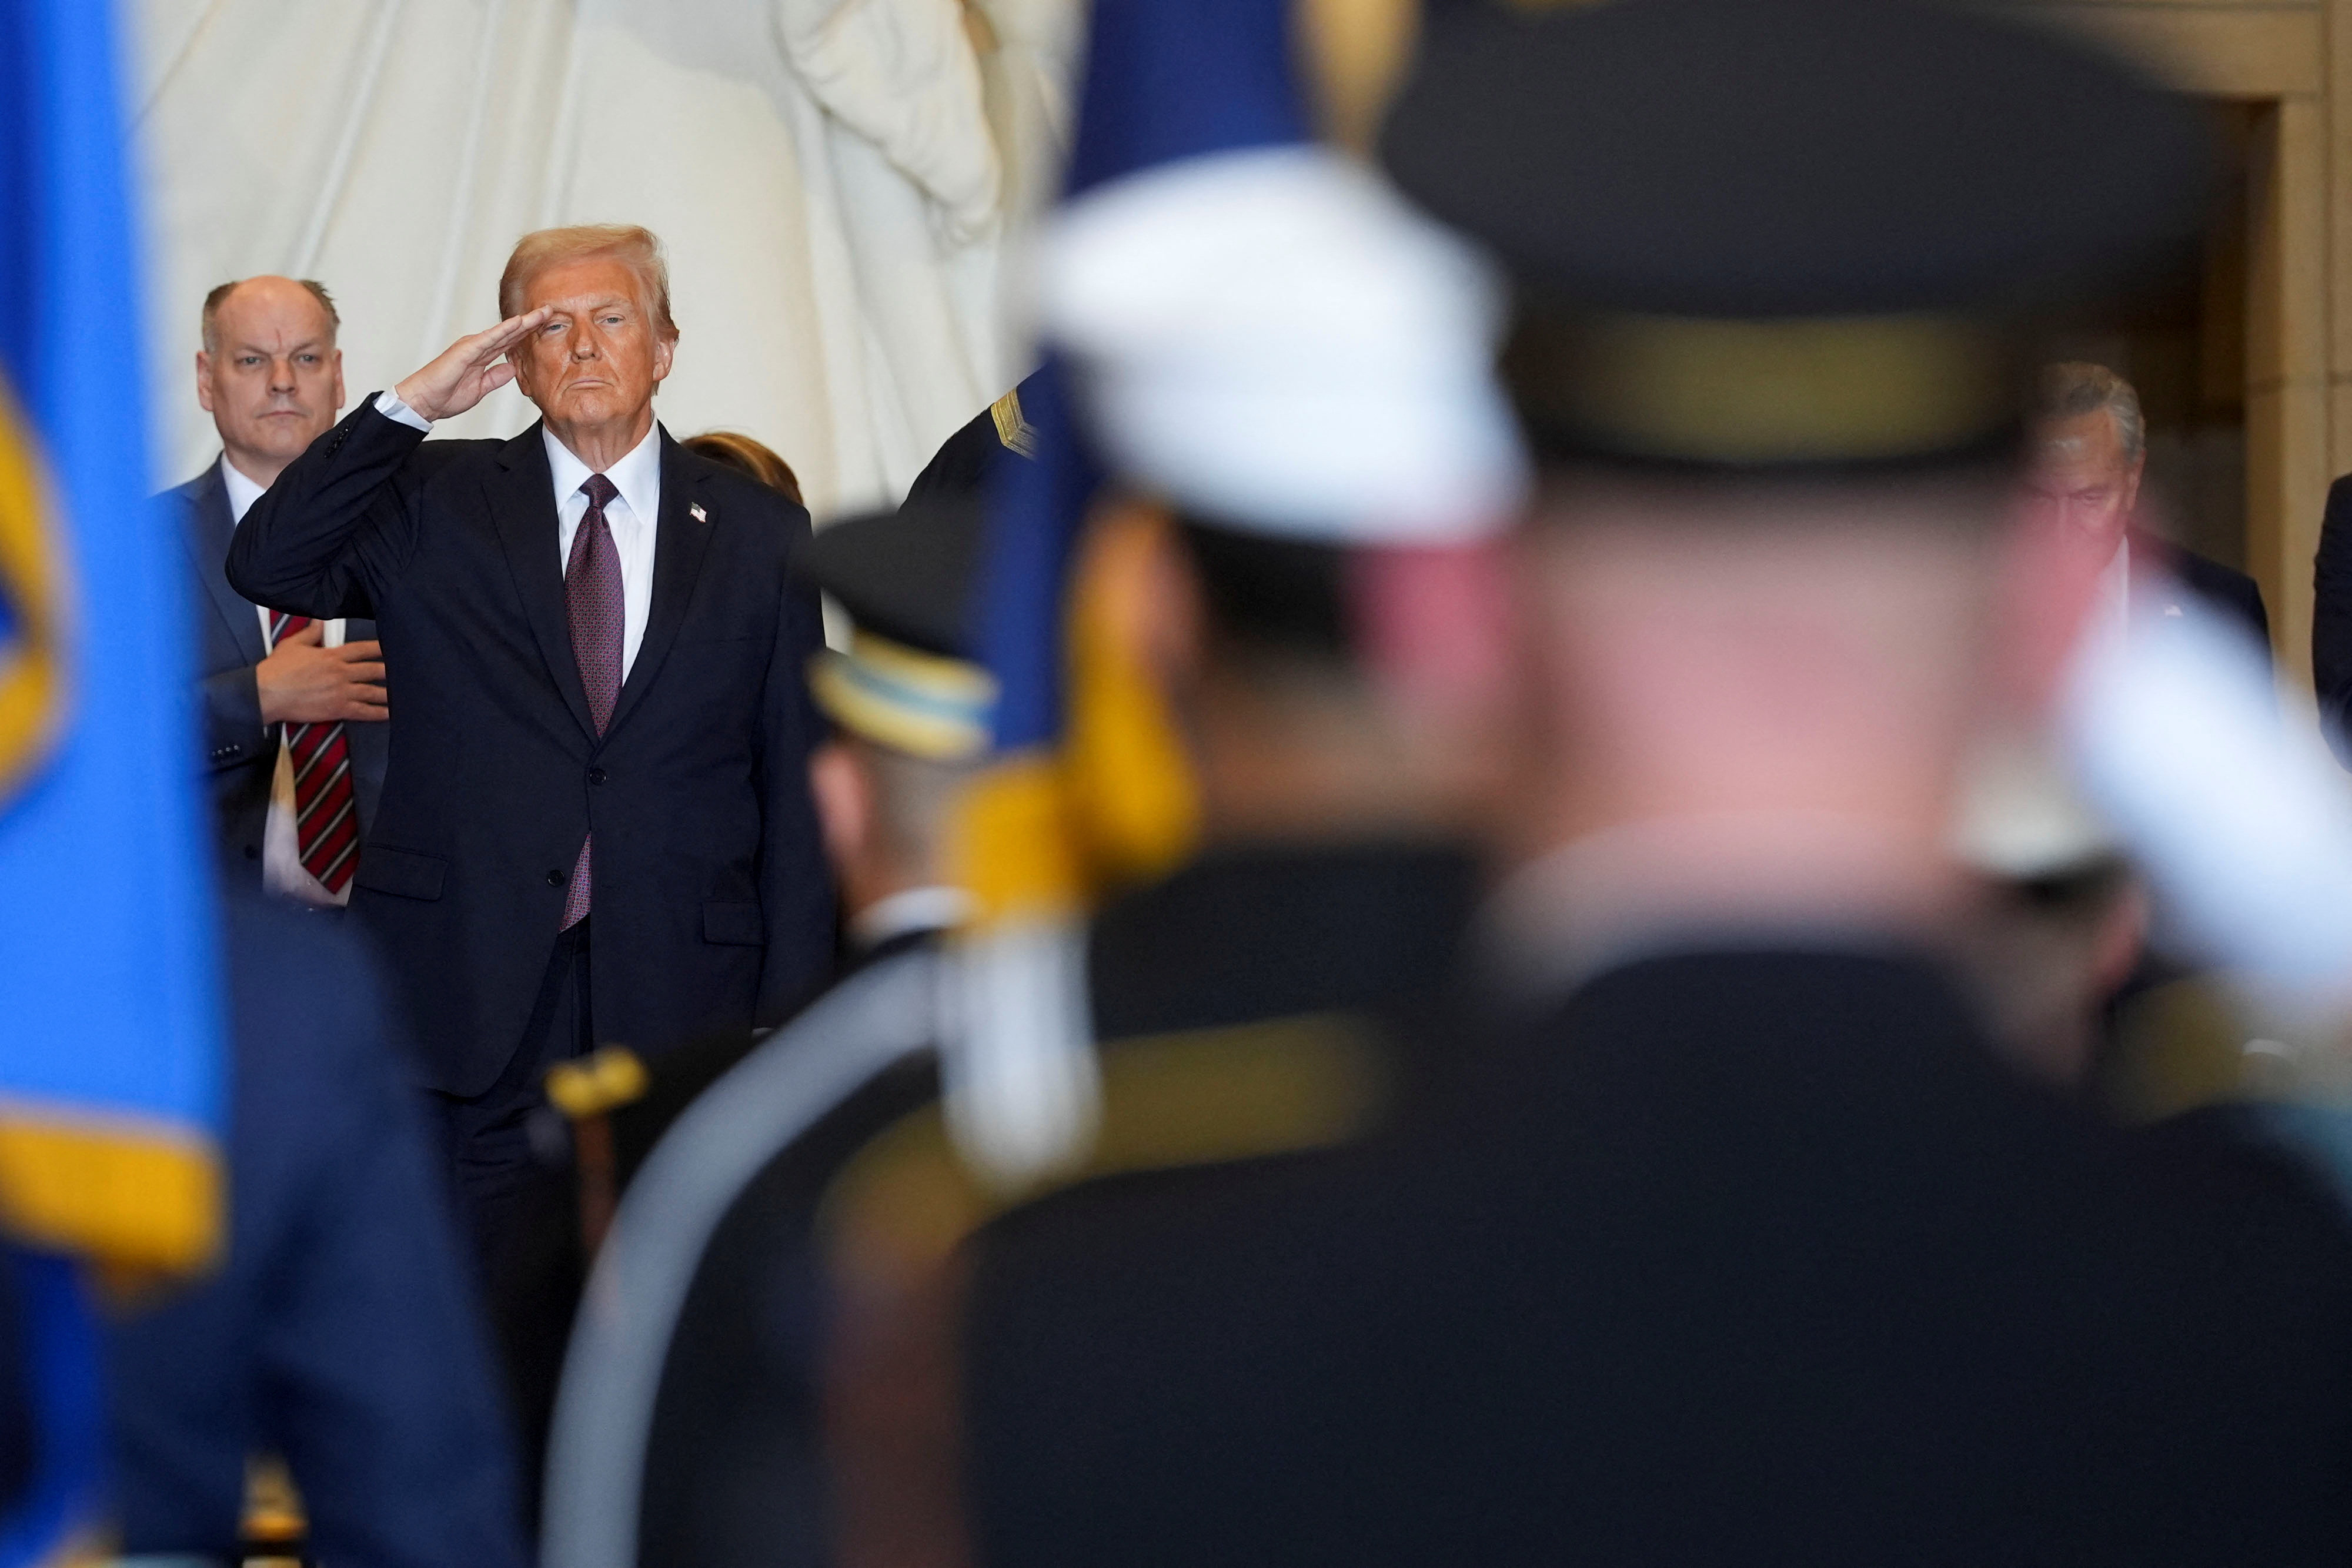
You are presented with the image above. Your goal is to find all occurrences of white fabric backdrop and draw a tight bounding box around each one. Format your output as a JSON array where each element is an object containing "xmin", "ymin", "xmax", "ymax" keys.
[{"xmin": 131, "ymin": 0, "xmax": 1080, "ymax": 515}]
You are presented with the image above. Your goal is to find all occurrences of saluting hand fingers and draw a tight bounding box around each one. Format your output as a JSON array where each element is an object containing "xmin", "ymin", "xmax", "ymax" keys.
[{"xmin": 479, "ymin": 307, "xmax": 553, "ymax": 357}]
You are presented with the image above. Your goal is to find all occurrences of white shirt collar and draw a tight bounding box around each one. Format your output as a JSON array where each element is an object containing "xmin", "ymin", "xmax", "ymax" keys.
[
  {"xmin": 2099, "ymin": 533, "xmax": 2132, "ymax": 640},
  {"xmin": 218, "ymin": 454, "xmax": 269, "ymax": 525},
  {"xmin": 544, "ymin": 419, "xmax": 663, "ymax": 523}
]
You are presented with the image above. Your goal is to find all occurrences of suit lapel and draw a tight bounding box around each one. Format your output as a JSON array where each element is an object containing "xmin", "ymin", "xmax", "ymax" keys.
[
  {"xmin": 606, "ymin": 432, "xmax": 714, "ymax": 738},
  {"xmin": 487, "ymin": 424, "xmax": 597, "ymax": 740},
  {"xmin": 182, "ymin": 464, "xmax": 269, "ymax": 665}
]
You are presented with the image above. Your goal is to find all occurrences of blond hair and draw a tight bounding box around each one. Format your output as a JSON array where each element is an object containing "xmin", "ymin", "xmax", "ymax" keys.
[{"xmin": 498, "ymin": 224, "xmax": 676, "ymax": 339}]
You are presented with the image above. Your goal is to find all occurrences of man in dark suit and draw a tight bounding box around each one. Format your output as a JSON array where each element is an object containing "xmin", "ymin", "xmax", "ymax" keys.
[
  {"xmin": 103, "ymin": 887, "xmax": 528, "ymax": 1568},
  {"xmin": 495, "ymin": 494, "xmax": 988, "ymax": 1515},
  {"xmin": 227, "ymin": 224, "xmax": 834, "ymax": 1272},
  {"xmin": 173, "ymin": 276, "xmax": 388, "ymax": 901},
  {"xmin": 2306, "ymin": 473, "xmax": 2352, "ymax": 760},
  {"xmin": 2025, "ymin": 361, "xmax": 2273, "ymax": 663}
]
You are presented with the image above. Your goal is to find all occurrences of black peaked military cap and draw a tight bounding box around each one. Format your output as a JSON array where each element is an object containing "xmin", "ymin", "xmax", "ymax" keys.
[
  {"xmin": 1379, "ymin": 0, "xmax": 2215, "ymax": 468},
  {"xmin": 794, "ymin": 499, "xmax": 992, "ymax": 760}
]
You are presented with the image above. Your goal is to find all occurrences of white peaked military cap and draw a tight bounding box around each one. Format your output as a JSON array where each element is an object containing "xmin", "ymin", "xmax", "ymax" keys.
[{"xmin": 1040, "ymin": 142, "xmax": 1530, "ymax": 545}]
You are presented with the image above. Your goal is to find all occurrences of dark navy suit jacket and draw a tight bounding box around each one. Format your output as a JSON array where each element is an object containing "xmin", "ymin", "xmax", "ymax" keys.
[
  {"xmin": 226, "ymin": 400, "xmax": 835, "ymax": 1095},
  {"xmin": 2129, "ymin": 530, "xmax": 2270, "ymax": 661},
  {"xmin": 2308, "ymin": 474, "xmax": 2352, "ymax": 762},
  {"xmin": 102, "ymin": 889, "xmax": 529, "ymax": 1568},
  {"xmin": 171, "ymin": 462, "xmax": 389, "ymax": 879}
]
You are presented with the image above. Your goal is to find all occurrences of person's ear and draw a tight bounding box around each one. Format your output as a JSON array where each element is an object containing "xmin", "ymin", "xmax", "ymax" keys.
[
  {"xmin": 330, "ymin": 347, "xmax": 346, "ymax": 416},
  {"xmin": 1124, "ymin": 500, "xmax": 1204, "ymax": 699},
  {"xmin": 1351, "ymin": 539, "xmax": 1517, "ymax": 722},
  {"xmin": 1349, "ymin": 537, "xmax": 1522, "ymax": 831},
  {"xmin": 2091, "ymin": 878, "xmax": 2150, "ymax": 1001},
  {"xmin": 808, "ymin": 739, "xmax": 876, "ymax": 887},
  {"xmin": 507, "ymin": 335, "xmax": 540, "ymax": 402},
  {"xmin": 651, "ymin": 330, "xmax": 676, "ymax": 387},
  {"xmin": 195, "ymin": 350, "xmax": 215, "ymax": 414}
]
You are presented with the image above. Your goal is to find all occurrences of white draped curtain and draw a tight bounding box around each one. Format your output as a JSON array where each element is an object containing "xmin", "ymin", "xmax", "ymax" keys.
[{"xmin": 132, "ymin": 0, "xmax": 1080, "ymax": 515}]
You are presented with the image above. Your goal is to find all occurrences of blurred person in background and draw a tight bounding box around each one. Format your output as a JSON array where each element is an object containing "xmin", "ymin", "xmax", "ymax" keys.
[
  {"xmin": 2027, "ymin": 362, "xmax": 2270, "ymax": 660},
  {"xmin": 226, "ymin": 225, "xmax": 834, "ymax": 1281},
  {"xmin": 170, "ymin": 278, "xmax": 387, "ymax": 904},
  {"xmin": 841, "ymin": 5, "xmax": 2352, "ymax": 1566},
  {"xmin": 103, "ymin": 887, "xmax": 527, "ymax": 1568},
  {"xmin": 684, "ymin": 430, "xmax": 803, "ymax": 509}
]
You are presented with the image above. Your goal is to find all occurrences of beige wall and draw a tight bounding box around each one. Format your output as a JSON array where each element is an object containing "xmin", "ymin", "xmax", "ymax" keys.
[{"xmin": 2012, "ymin": 0, "xmax": 2337, "ymax": 687}]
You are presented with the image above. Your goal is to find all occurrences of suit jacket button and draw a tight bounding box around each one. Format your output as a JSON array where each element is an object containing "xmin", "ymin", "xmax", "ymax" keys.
[
  {"xmin": 546, "ymin": 869, "xmax": 565, "ymax": 887},
  {"xmin": 587, "ymin": 767, "xmax": 608, "ymax": 786}
]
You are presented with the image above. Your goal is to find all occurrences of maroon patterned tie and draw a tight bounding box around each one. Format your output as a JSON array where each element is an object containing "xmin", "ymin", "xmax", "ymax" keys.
[
  {"xmin": 266, "ymin": 611, "xmax": 362, "ymax": 894},
  {"xmin": 561, "ymin": 474, "xmax": 623, "ymax": 929}
]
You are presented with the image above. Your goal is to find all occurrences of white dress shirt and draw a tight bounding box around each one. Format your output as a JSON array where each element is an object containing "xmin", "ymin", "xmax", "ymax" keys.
[
  {"xmin": 2095, "ymin": 533, "xmax": 2132, "ymax": 649},
  {"xmin": 223, "ymin": 456, "xmax": 350, "ymax": 908},
  {"xmin": 374, "ymin": 389, "xmax": 662, "ymax": 678}
]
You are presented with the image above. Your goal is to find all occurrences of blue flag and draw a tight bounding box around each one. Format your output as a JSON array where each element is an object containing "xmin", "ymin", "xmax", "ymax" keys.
[
  {"xmin": 955, "ymin": 0, "xmax": 1314, "ymax": 924},
  {"xmin": 0, "ymin": 0, "xmax": 223, "ymax": 1276}
]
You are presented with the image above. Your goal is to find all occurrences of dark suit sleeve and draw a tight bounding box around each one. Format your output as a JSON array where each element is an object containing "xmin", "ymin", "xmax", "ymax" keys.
[
  {"xmin": 753, "ymin": 502, "xmax": 839, "ymax": 1027},
  {"xmin": 226, "ymin": 395, "xmax": 430, "ymax": 620},
  {"xmin": 2315, "ymin": 476, "xmax": 2352, "ymax": 764},
  {"xmin": 196, "ymin": 663, "xmax": 267, "ymax": 773}
]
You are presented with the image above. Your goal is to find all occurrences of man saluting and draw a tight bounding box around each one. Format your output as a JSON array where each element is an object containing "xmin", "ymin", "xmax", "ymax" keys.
[{"xmin": 229, "ymin": 225, "xmax": 833, "ymax": 1272}]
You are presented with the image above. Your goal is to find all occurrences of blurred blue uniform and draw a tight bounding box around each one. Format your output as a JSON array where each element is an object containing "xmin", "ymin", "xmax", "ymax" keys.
[{"xmin": 102, "ymin": 890, "xmax": 528, "ymax": 1568}]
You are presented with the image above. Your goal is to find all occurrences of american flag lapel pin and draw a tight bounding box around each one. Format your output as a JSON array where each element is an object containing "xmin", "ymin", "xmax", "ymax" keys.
[{"xmin": 690, "ymin": 503, "xmax": 707, "ymax": 522}]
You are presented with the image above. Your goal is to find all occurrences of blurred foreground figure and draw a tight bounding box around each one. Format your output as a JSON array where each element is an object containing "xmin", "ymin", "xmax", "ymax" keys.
[
  {"xmin": 956, "ymin": 5, "xmax": 2352, "ymax": 1566},
  {"xmin": 1950, "ymin": 743, "xmax": 2146, "ymax": 1085},
  {"xmin": 103, "ymin": 889, "xmax": 526, "ymax": 1568}
]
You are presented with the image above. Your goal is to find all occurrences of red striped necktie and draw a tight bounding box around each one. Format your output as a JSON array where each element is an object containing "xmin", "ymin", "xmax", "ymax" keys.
[{"xmin": 265, "ymin": 611, "xmax": 360, "ymax": 895}]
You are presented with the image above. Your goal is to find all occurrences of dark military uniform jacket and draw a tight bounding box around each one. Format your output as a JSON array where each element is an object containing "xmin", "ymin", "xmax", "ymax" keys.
[
  {"xmin": 958, "ymin": 945, "xmax": 2352, "ymax": 1568},
  {"xmin": 629, "ymin": 840, "xmax": 1478, "ymax": 1568}
]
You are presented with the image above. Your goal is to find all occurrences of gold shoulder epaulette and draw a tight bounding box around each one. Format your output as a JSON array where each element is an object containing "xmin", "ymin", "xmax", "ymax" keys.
[
  {"xmin": 990, "ymin": 386, "xmax": 1040, "ymax": 460},
  {"xmin": 545, "ymin": 1046, "xmax": 650, "ymax": 1121}
]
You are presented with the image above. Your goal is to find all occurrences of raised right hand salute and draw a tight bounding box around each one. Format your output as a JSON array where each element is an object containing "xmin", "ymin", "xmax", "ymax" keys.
[
  {"xmin": 224, "ymin": 225, "xmax": 836, "ymax": 1295},
  {"xmin": 392, "ymin": 307, "xmax": 553, "ymax": 423}
]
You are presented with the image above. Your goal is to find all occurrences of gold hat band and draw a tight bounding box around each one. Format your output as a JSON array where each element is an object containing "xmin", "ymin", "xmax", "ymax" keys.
[
  {"xmin": 1504, "ymin": 309, "xmax": 2015, "ymax": 466},
  {"xmin": 810, "ymin": 630, "xmax": 998, "ymax": 763}
]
